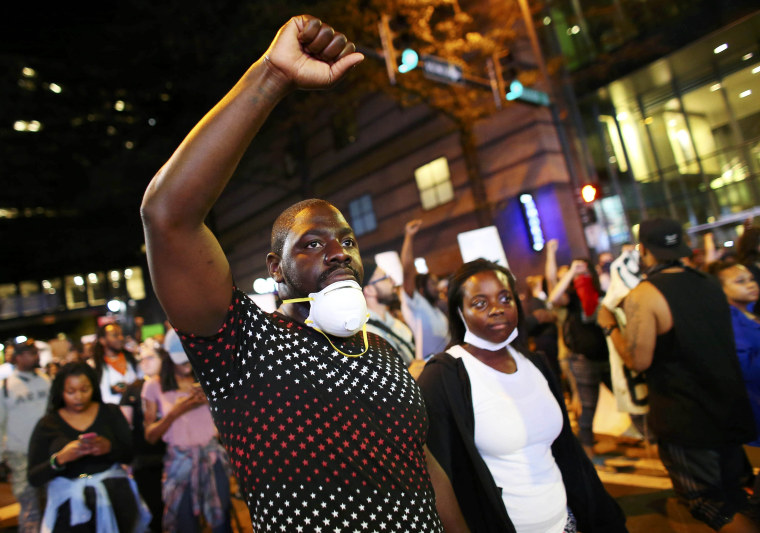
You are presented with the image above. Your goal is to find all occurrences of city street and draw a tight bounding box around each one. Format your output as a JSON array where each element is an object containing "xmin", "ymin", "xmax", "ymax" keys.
[
  {"xmin": 0, "ymin": 388, "xmax": 751, "ymax": 532},
  {"xmin": 0, "ymin": 433, "xmax": 736, "ymax": 532}
]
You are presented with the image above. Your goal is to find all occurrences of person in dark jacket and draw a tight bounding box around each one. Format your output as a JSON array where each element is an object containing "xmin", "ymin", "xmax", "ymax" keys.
[{"xmin": 418, "ymin": 259, "xmax": 627, "ymax": 533}]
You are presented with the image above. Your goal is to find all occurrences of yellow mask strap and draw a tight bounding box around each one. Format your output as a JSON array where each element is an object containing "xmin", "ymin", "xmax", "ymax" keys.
[
  {"xmin": 282, "ymin": 296, "xmax": 312, "ymax": 304},
  {"xmin": 307, "ymin": 319, "xmax": 369, "ymax": 358}
]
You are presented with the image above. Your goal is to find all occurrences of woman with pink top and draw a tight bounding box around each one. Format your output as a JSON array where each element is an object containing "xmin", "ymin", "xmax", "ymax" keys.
[{"xmin": 142, "ymin": 330, "xmax": 231, "ymax": 533}]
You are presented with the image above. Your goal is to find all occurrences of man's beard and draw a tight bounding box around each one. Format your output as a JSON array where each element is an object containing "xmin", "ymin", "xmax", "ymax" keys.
[
  {"xmin": 280, "ymin": 264, "xmax": 361, "ymax": 298},
  {"xmin": 377, "ymin": 291, "xmax": 400, "ymax": 308}
]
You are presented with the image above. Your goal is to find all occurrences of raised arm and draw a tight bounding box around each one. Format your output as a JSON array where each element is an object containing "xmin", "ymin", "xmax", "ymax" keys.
[
  {"xmin": 544, "ymin": 239, "xmax": 559, "ymax": 293},
  {"xmin": 703, "ymin": 232, "xmax": 718, "ymax": 267},
  {"xmin": 401, "ymin": 219, "xmax": 422, "ymax": 297},
  {"xmin": 140, "ymin": 16, "xmax": 363, "ymax": 335},
  {"xmin": 548, "ymin": 259, "xmax": 584, "ymax": 307}
]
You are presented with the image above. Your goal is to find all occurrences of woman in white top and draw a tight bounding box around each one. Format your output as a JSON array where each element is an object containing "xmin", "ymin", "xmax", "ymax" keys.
[{"xmin": 417, "ymin": 259, "xmax": 627, "ymax": 533}]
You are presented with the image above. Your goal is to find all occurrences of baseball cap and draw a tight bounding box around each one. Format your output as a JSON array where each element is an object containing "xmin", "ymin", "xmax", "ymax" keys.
[
  {"xmin": 639, "ymin": 218, "xmax": 692, "ymax": 261},
  {"xmin": 12, "ymin": 338, "xmax": 38, "ymax": 355},
  {"xmin": 163, "ymin": 329, "xmax": 189, "ymax": 365}
]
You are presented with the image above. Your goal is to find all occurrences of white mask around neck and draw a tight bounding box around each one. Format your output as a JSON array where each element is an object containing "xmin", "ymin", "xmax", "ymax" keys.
[{"xmin": 458, "ymin": 308, "xmax": 518, "ymax": 351}]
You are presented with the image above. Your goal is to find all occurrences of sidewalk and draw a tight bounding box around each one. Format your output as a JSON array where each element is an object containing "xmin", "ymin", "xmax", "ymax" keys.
[{"xmin": 592, "ymin": 433, "xmax": 715, "ymax": 533}]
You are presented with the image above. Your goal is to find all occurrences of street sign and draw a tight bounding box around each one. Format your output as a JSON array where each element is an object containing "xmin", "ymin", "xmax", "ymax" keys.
[
  {"xmin": 422, "ymin": 55, "xmax": 464, "ymax": 84},
  {"xmin": 505, "ymin": 80, "xmax": 550, "ymax": 106}
]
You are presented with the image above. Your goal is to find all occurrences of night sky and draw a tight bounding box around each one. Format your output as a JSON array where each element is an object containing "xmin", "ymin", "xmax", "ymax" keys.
[{"xmin": 1, "ymin": 2, "xmax": 315, "ymax": 282}]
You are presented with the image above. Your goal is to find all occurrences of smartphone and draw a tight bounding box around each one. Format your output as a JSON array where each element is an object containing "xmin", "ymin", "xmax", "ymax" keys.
[{"xmin": 79, "ymin": 432, "xmax": 97, "ymax": 441}]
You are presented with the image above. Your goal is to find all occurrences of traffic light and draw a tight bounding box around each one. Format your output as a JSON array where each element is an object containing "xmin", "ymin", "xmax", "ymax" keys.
[
  {"xmin": 581, "ymin": 184, "xmax": 598, "ymax": 203},
  {"xmin": 578, "ymin": 184, "xmax": 599, "ymax": 225},
  {"xmin": 378, "ymin": 13, "xmax": 419, "ymax": 84},
  {"xmin": 398, "ymin": 49, "xmax": 419, "ymax": 73}
]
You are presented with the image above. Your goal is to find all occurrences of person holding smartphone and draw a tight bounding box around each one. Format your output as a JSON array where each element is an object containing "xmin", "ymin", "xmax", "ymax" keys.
[
  {"xmin": 142, "ymin": 329, "xmax": 231, "ymax": 533},
  {"xmin": 27, "ymin": 362, "xmax": 150, "ymax": 532}
]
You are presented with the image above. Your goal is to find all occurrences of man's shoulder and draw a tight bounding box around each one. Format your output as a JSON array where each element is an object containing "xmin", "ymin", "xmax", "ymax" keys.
[{"xmin": 629, "ymin": 280, "xmax": 665, "ymax": 305}]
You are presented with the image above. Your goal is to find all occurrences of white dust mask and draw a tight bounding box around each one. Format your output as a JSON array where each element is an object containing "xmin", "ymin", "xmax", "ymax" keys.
[
  {"xmin": 283, "ymin": 280, "xmax": 369, "ymax": 357},
  {"xmin": 458, "ymin": 308, "xmax": 518, "ymax": 351}
]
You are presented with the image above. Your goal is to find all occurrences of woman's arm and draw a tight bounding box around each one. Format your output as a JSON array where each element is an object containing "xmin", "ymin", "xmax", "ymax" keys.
[
  {"xmin": 544, "ymin": 239, "xmax": 559, "ymax": 294},
  {"xmin": 27, "ymin": 417, "xmax": 88, "ymax": 486},
  {"xmin": 548, "ymin": 261, "xmax": 581, "ymax": 307},
  {"xmin": 143, "ymin": 390, "xmax": 206, "ymax": 444},
  {"xmin": 425, "ymin": 445, "xmax": 470, "ymax": 533}
]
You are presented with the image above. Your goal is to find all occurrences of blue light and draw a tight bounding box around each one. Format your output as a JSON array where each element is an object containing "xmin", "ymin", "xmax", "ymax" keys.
[
  {"xmin": 398, "ymin": 49, "xmax": 419, "ymax": 73},
  {"xmin": 518, "ymin": 193, "xmax": 545, "ymax": 252},
  {"xmin": 506, "ymin": 80, "xmax": 524, "ymax": 101}
]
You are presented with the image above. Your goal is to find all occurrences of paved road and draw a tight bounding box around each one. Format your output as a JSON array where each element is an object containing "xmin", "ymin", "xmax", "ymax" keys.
[{"xmin": 0, "ymin": 437, "xmax": 722, "ymax": 532}]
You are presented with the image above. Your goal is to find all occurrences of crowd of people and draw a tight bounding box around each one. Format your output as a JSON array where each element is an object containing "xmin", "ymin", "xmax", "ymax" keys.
[
  {"xmin": 1, "ymin": 322, "xmax": 233, "ymax": 533},
  {"xmin": 3, "ymin": 13, "xmax": 760, "ymax": 533}
]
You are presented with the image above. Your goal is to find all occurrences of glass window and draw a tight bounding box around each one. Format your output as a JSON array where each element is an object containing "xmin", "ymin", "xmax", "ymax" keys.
[
  {"xmin": 721, "ymin": 59, "xmax": 760, "ymax": 159},
  {"xmin": 348, "ymin": 194, "xmax": 377, "ymax": 236},
  {"xmin": 65, "ymin": 275, "xmax": 88, "ymax": 310},
  {"xmin": 414, "ymin": 157, "xmax": 454, "ymax": 210},
  {"xmin": 124, "ymin": 267, "xmax": 146, "ymax": 301},
  {"xmin": 86, "ymin": 272, "xmax": 106, "ymax": 306},
  {"xmin": 19, "ymin": 280, "xmax": 41, "ymax": 316},
  {"xmin": 41, "ymin": 278, "xmax": 64, "ymax": 313},
  {"xmin": 0, "ymin": 284, "xmax": 18, "ymax": 319}
]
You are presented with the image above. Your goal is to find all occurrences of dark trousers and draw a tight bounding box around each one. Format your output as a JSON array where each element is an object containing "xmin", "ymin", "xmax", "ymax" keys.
[
  {"xmin": 172, "ymin": 460, "xmax": 232, "ymax": 533},
  {"xmin": 133, "ymin": 465, "xmax": 163, "ymax": 533},
  {"xmin": 568, "ymin": 353, "xmax": 612, "ymax": 447},
  {"xmin": 52, "ymin": 477, "xmax": 138, "ymax": 532},
  {"xmin": 658, "ymin": 440, "xmax": 753, "ymax": 530}
]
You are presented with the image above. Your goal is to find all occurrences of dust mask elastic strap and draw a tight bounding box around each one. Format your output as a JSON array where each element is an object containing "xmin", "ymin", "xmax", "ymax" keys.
[
  {"xmin": 458, "ymin": 308, "xmax": 518, "ymax": 351},
  {"xmin": 282, "ymin": 295, "xmax": 370, "ymax": 357}
]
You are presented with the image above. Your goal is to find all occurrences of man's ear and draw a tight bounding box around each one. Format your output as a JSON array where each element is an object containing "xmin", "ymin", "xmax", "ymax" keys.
[{"xmin": 266, "ymin": 253, "xmax": 284, "ymax": 283}]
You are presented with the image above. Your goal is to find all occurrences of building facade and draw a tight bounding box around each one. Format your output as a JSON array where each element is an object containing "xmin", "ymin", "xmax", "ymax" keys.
[{"xmin": 541, "ymin": 0, "xmax": 760, "ymax": 248}]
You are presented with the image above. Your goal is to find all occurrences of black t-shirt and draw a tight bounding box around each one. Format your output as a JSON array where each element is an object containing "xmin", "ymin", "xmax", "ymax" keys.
[
  {"xmin": 178, "ymin": 288, "xmax": 443, "ymax": 533},
  {"xmin": 647, "ymin": 269, "xmax": 756, "ymax": 446}
]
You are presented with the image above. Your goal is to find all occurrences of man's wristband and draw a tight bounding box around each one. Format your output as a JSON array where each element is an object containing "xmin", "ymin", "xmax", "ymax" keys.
[
  {"xmin": 602, "ymin": 324, "xmax": 619, "ymax": 336},
  {"xmin": 50, "ymin": 453, "xmax": 64, "ymax": 471}
]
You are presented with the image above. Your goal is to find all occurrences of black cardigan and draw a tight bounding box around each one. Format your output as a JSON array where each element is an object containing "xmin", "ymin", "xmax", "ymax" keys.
[{"xmin": 417, "ymin": 349, "xmax": 628, "ymax": 533}]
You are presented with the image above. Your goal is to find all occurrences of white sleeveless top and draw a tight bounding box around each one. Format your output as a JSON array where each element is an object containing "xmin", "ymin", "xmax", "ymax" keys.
[{"xmin": 448, "ymin": 344, "xmax": 567, "ymax": 533}]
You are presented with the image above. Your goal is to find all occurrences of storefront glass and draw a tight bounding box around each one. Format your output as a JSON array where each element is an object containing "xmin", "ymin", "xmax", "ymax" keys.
[{"xmin": 578, "ymin": 12, "xmax": 760, "ymax": 233}]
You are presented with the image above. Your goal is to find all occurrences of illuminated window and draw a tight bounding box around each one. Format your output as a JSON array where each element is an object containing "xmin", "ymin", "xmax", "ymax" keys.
[
  {"xmin": 86, "ymin": 272, "xmax": 106, "ymax": 306},
  {"xmin": 414, "ymin": 157, "xmax": 454, "ymax": 210},
  {"xmin": 125, "ymin": 266, "xmax": 146, "ymax": 300},
  {"xmin": 348, "ymin": 194, "xmax": 377, "ymax": 236},
  {"xmin": 19, "ymin": 281, "xmax": 41, "ymax": 316},
  {"xmin": 0, "ymin": 284, "xmax": 18, "ymax": 319},
  {"xmin": 65, "ymin": 275, "xmax": 88, "ymax": 310}
]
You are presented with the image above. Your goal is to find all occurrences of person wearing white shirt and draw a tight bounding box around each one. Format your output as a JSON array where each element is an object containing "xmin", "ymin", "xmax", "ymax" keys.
[
  {"xmin": 0, "ymin": 338, "xmax": 50, "ymax": 533},
  {"xmin": 400, "ymin": 219, "xmax": 449, "ymax": 360},
  {"xmin": 417, "ymin": 259, "xmax": 627, "ymax": 533}
]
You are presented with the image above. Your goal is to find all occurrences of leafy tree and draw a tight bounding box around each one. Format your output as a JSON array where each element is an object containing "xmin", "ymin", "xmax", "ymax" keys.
[{"xmin": 310, "ymin": 0, "xmax": 539, "ymax": 224}]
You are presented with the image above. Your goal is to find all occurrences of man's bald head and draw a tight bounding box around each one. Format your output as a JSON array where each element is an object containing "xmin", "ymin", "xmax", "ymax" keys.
[{"xmin": 271, "ymin": 199, "xmax": 336, "ymax": 256}]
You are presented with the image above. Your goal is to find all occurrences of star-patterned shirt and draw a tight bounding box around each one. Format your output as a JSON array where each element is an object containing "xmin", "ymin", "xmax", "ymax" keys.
[{"xmin": 178, "ymin": 288, "xmax": 443, "ymax": 533}]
